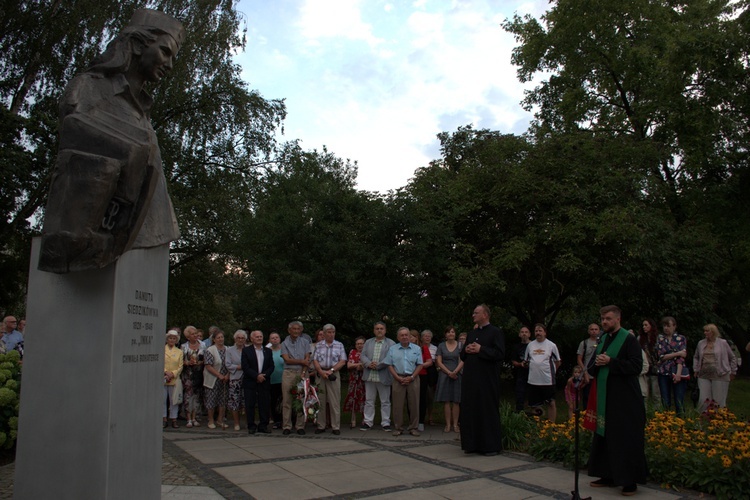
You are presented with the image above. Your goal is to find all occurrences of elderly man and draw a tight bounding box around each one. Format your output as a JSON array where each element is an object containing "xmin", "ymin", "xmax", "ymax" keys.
[
  {"xmin": 384, "ymin": 327, "xmax": 423, "ymax": 437},
  {"xmin": 1, "ymin": 316, "xmax": 24, "ymax": 352},
  {"xmin": 280, "ymin": 320, "xmax": 311, "ymax": 435},
  {"xmin": 359, "ymin": 321, "xmax": 396, "ymax": 431},
  {"xmin": 312, "ymin": 324, "xmax": 348, "ymax": 435},
  {"xmin": 203, "ymin": 325, "xmax": 219, "ymax": 348},
  {"xmin": 241, "ymin": 330, "xmax": 274, "ymax": 434}
]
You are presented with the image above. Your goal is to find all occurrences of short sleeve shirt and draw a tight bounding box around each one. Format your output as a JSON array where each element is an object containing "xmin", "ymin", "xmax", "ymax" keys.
[
  {"xmin": 577, "ymin": 338, "xmax": 598, "ymax": 368},
  {"xmin": 384, "ymin": 343, "xmax": 423, "ymax": 375},
  {"xmin": 526, "ymin": 339, "xmax": 561, "ymax": 386},
  {"xmin": 281, "ymin": 335, "xmax": 311, "ymax": 372}
]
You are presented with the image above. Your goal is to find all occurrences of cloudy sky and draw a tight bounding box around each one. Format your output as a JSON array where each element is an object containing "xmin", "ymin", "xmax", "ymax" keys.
[{"xmin": 235, "ymin": 0, "xmax": 549, "ymax": 193}]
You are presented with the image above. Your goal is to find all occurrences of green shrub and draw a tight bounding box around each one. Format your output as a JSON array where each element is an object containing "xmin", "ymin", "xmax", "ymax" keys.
[
  {"xmin": 0, "ymin": 351, "xmax": 21, "ymax": 449},
  {"xmin": 499, "ymin": 402, "xmax": 537, "ymax": 451}
]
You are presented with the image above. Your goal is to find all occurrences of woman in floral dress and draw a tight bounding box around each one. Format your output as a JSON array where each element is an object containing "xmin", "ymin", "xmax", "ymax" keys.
[
  {"xmin": 226, "ymin": 330, "xmax": 248, "ymax": 430},
  {"xmin": 344, "ymin": 337, "xmax": 366, "ymax": 428},
  {"xmin": 181, "ymin": 325, "xmax": 205, "ymax": 428}
]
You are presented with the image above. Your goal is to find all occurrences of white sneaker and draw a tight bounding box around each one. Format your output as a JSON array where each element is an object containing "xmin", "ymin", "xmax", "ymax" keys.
[{"xmin": 418, "ymin": 423, "xmax": 424, "ymax": 432}]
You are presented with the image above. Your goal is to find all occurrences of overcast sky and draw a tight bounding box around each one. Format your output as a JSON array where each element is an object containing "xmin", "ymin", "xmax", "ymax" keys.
[{"xmin": 235, "ymin": 0, "xmax": 549, "ymax": 193}]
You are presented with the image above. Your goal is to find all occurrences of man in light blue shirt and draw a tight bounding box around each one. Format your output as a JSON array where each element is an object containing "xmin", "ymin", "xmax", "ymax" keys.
[
  {"xmin": 384, "ymin": 327, "xmax": 423, "ymax": 436},
  {"xmin": 2, "ymin": 316, "xmax": 24, "ymax": 352}
]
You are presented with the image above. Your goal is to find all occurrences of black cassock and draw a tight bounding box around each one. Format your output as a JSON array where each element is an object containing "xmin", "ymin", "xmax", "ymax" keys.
[
  {"xmin": 588, "ymin": 330, "xmax": 648, "ymax": 486},
  {"xmin": 460, "ymin": 323, "xmax": 505, "ymax": 453}
]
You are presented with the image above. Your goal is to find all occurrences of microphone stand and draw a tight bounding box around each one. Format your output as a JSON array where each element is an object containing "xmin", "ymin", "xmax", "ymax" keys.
[{"xmin": 571, "ymin": 376, "xmax": 590, "ymax": 500}]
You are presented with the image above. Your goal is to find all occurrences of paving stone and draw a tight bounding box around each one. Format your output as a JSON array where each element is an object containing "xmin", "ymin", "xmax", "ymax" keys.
[
  {"xmin": 214, "ymin": 462, "xmax": 295, "ymax": 484},
  {"xmin": 377, "ymin": 461, "xmax": 465, "ymax": 484},
  {"xmin": 236, "ymin": 476, "xmax": 333, "ymax": 499},
  {"xmin": 502, "ymin": 467, "xmax": 684, "ymax": 499},
  {"xmin": 304, "ymin": 468, "xmax": 404, "ymax": 495},
  {"xmin": 189, "ymin": 447, "xmax": 258, "ymax": 464},
  {"xmin": 424, "ymin": 477, "xmax": 538, "ymax": 498}
]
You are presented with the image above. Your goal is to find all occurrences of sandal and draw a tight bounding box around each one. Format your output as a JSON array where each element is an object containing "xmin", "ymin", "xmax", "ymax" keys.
[
  {"xmin": 171, "ymin": 420, "xmax": 179, "ymax": 428},
  {"xmin": 208, "ymin": 423, "xmax": 216, "ymax": 429},
  {"xmin": 444, "ymin": 425, "xmax": 451, "ymax": 432},
  {"xmin": 193, "ymin": 420, "xmax": 201, "ymax": 427},
  {"xmin": 186, "ymin": 420, "xmax": 193, "ymax": 428}
]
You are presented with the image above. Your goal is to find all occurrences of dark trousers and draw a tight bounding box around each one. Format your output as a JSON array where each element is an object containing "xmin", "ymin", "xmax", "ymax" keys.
[
  {"xmin": 269, "ymin": 383, "xmax": 282, "ymax": 424},
  {"xmin": 514, "ymin": 375, "xmax": 527, "ymax": 411},
  {"xmin": 244, "ymin": 378, "xmax": 271, "ymax": 430},
  {"xmin": 419, "ymin": 374, "xmax": 429, "ymax": 424},
  {"xmin": 581, "ymin": 383, "xmax": 591, "ymax": 410}
]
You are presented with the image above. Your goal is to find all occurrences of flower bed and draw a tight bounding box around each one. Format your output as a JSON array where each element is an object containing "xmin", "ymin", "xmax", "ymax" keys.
[
  {"xmin": 517, "ymin": 407, "xmax": 750, "ymax": 499},
  {"xmin": 646, "ymin": 409, "xmax": 750, "ymax": 498}
]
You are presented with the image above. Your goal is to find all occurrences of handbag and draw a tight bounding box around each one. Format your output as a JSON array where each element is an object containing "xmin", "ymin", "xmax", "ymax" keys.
[
  {"xmin": 173, "ymin": 377, "xmax": 184, "ymax": 405},
  {"xmin": 670, "ymin": 364, "xmax": 690, "ymax": 379}
]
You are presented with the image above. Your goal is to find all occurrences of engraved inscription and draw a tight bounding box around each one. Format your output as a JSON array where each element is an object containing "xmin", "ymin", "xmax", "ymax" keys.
[{"xmin": 123, "ymin": 288, "xmax": 161, "ymax": 363}]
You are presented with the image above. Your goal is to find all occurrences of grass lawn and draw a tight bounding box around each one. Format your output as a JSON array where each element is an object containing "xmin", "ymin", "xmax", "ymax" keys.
[{"xmin": 727, "ymin": 376, "xmax": 750, "ymax": 419}]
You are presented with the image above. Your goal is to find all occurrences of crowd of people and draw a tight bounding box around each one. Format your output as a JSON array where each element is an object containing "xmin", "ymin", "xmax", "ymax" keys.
[
  {"xmin": 508, "ymin": 316, "xmax": 742, "ymax": 420},
  {"xmin": 161, "ymin": 310, "xmax": 745, "ymax": 439},
  {"xmin": 161, "ymin": 319, "xmax": 471, "ymax": 438},
  {"xmin": 6, "ymin": 301, "xmax": 746, "ymax": 498}
]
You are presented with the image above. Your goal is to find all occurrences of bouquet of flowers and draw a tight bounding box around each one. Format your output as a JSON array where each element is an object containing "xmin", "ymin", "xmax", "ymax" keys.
[{"xmin": 290, "ymin": 376, "xmax": 321, "ymax": 422}]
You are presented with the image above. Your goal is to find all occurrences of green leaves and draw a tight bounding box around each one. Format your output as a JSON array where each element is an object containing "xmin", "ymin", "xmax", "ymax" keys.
[{"xmin": 1, "ymin": 1, "xmax": 286, "ymax": 314}]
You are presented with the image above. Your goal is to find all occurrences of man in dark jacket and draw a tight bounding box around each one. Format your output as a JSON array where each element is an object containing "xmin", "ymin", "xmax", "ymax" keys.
[{"xmin": 242, "ymin": 330, "xmax": 275, "ymax": 434}]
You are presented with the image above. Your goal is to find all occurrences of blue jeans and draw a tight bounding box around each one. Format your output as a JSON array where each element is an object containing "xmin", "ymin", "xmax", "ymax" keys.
[{"xmin": 658, "ymin": 374, "xmax": 687, "ymax": 415}]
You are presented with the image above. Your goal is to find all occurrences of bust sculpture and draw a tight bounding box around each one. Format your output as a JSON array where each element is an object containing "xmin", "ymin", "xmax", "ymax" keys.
[{"xmin": 38, "ymin": 9, "xmax": 184, "ymax": 273}]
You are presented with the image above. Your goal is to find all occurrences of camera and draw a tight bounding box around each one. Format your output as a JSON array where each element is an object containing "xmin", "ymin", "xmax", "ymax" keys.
[{"xmin": 328, "ymin": 374, "xmax": 337, "ymax": 381}]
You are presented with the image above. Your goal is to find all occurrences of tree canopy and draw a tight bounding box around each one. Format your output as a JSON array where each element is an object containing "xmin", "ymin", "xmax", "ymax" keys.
[
  {"xmin": 2, "ymin": 1, "xmax": 748, "ymax": 353},
  {"xmin": 0, "ymin": 0, "xmax": 285, "ymax": 312}
]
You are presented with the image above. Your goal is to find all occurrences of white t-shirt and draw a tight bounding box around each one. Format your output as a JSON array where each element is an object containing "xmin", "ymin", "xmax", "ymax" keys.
[{"xmin": 525, "ymin": 339, "xmax": 561, "ymax": 386}]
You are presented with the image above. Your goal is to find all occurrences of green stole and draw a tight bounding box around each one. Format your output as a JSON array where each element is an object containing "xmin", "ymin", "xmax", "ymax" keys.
[{"xmin": 594, "ymin": 328, "xmax": 629, "ymax": 436}]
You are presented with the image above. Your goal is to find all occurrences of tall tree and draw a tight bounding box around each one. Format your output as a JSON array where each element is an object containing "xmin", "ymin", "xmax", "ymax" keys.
[
  {"xmin": 233, "ymin": 142, "xmax": 402, "ymax": 339},
  {"xmin": 503, "ymin": 0, "xmax": 748, "ymax": 221},
  {"xmin": 503, "ymin": 0, "xmax": 749, "ymax": 337},
  {"xmin": 401, "ymin": 127, "xmax": 722, "ymax": 331},
  {"xmin": 0, "ymin": 0, "xmax": 285, "ymax": 312}
]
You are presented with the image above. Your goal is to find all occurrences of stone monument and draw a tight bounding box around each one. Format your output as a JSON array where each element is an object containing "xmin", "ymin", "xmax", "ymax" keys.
[{"xmin": 14, "ymin": 9, "xmax": 184, "ymax": 500}]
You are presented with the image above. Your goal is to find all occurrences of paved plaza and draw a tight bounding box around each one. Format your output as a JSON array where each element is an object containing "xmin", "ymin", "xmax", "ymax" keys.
[
  {"xmin": 2, "ymin": 425, "xmax": 709, "ymax": 499},
  {"xmin": 158, "ymin": 425, "xmax": 707, "ymax": 499}
]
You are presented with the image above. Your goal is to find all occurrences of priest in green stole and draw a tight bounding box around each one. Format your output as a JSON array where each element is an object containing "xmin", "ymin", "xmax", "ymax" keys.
[{"xmin": 587, "ymin": 305, "xmax": 647, "ymax": 496}]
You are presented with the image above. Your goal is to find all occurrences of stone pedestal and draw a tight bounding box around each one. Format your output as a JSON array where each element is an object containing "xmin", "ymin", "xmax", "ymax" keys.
[{"xmin": 14, "ymin": 237, "xmax": 169, "ymax": 500}]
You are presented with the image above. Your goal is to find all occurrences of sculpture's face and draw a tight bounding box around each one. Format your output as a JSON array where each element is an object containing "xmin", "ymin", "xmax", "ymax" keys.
[{"xmin": 138, "ymin": 33, "xmax": 178, "ymax": 83}]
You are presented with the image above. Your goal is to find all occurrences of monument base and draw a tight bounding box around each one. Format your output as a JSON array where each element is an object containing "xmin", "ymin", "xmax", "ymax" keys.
[{"xmin": 14, "ymin": 238, "xmax": 169, "ymax": 500}]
